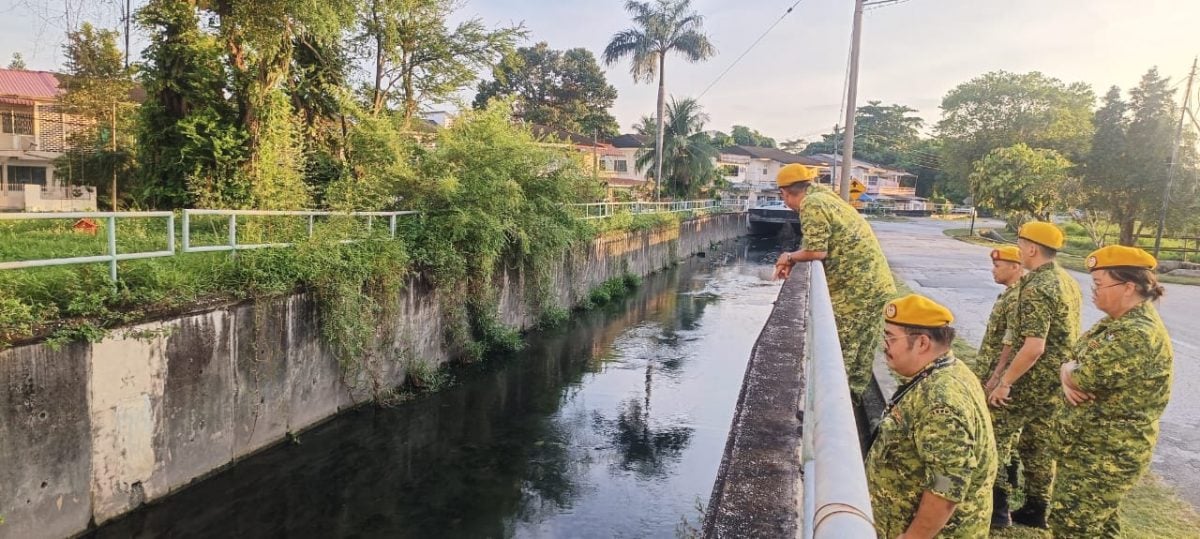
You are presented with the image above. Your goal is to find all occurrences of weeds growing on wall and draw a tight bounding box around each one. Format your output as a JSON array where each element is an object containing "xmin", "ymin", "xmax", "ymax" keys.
[{"xmin": 0, "ymin": 101, "xmax": 691, "ymax": 404}]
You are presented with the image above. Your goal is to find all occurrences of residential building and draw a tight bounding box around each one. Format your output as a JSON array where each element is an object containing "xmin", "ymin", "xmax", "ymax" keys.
[
  {"xmin": 718, "ymin": 145, "xmax": 828, "ymax": 205},
  {"xmin": 0, "ymin": 68, "xmax": 96, "ymax": 212},
  {"xmin": 533, "ymin": 126, "xmax": 647, "ymax": 198},
  {"xmin": 807, "ymin": 153, "xmax": 925, "ymax": 210}
]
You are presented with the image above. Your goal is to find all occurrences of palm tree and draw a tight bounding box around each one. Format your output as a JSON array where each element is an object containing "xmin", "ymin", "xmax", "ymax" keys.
[
  {"xmin": 635, "ymin": 97, "xmax": 718, "ymax": 198},
  {"xmin": 604, "ymin": 0, "xmax": 715, "ymax": 201}
]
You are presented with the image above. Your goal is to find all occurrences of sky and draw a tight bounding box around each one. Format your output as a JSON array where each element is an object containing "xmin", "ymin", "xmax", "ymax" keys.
[{"xmin": 2, "ymin": 0, "xmax": 1199, "ymax": 143}]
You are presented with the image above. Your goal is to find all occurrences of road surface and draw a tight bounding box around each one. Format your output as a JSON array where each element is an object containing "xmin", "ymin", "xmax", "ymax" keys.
[{"xmin": 870, "ymin": 217, "xmax": 1200, "ymax": 508}]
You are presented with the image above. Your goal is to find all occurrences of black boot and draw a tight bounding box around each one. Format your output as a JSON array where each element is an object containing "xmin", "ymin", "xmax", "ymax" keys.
[
  {"xmin": 1012, "ymin": 498, "xmax": 1048, "ymax": 529},
  {"xmin": 1006, "ymin": 459, "xmax": 1020, "ymax": 488},
  {"xmin": 991, "ymin": 487, "xmax": 1012, "ymax": 529}
]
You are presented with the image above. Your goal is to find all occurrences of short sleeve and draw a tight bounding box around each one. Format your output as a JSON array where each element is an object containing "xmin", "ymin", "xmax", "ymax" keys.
[
  {"xmin": 1072, "ymin": 331, "xmax": 1149, "ymax": 393},
  {"xmin": 1014, "ymin": 285, "xmax": 1053, "ymax": 340},
  {"xmin": 800, "ymin": 203, "xmax": 832, "ymax": 253},
  {"xmin": 912, "ymin": 405, "xmax": 977, "ymax": 503}
]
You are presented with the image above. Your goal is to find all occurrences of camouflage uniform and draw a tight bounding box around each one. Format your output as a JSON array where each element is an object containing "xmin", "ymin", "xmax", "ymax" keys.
[
  {"xmin": 992, "ymin": 262, "xmax": 1082, "ymax": 503},
  {"xmin": 798, "ymin": 184, "xmax": 897, "ymax": 399},
  {"xmin": 975, "ymin": 284, "xmax": 1020, "ymax": 380},
  {"xmin": 978, "ymin": 283, "xmax": 1034, "ymax": 491},
  {"xmin": 867, "ymin": 354, "xmax": 998, "ymax": 538},
  {"xmin": 1049, "ymin": 301, "xmax": 1174, "ymax": 538}
]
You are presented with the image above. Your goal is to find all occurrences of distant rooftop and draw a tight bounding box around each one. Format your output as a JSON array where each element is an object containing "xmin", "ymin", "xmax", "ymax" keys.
[{"xmin": 720, "ymin": 145, "xmax": 825, "ymax": 166}]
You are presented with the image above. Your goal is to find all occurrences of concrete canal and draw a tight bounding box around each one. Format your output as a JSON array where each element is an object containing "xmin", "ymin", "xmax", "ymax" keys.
[{"xmin": 85, "ymin": 238, "xmax": 784, "ymax": 538}]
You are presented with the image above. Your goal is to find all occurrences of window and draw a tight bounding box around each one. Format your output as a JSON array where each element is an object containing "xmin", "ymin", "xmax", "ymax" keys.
[
  {"xmin": 868, "ymin": 175, "xmax": 880, "ymax": 186},
  {"xmin": 719, "ymin": 164, "xmax": 740, "ymax": 176},
  {"xmin": 762, "ymin": 168, "xmax": 769, "ymax": 175},
  {"xmin": 599, "ymin": 159, "xmax": 609, "ymax": 171},
  {"xmin": 614, "ymin": 160, "xmax": 628, "ymax": 173},
  {"xmin": 1, "ymin": 110, "xmax": 34, "ymax": 135},
  {"xmin": 9, "ymin": 166, "xmax": 47, "ymax": 186}
]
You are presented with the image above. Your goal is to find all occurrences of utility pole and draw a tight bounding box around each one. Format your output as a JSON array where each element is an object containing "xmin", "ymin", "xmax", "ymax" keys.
[
  {"xmin": 830, "ymin": 124, "xmax": 840, "ymax": 187},
  {"xmin": 111, "ymin": 101, "xmax": 118, "ymax": 211},
  {"xmin": 840, "ymin": 0, "xmax": 866, "ymax": 201},
  {"xmin": 1153, "ymin": 56, "xmax": 1197, "ymax": 258},
  {"xmin": 122, "ymin": 0, "xmax": 131, "ymax": 70}
]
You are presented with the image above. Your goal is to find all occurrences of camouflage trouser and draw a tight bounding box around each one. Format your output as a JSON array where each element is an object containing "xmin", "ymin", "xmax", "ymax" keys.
[
  {"xmin": 834, "ymin": 301, "xmax": 887, "ymax": 402},
  {"xmin": 991, "ymin": 391, "xmax": 1061, "ymax": 502},
  {"xmin": 1048, "ymin": 439, "xmax": 1150, "ymax": 538}
]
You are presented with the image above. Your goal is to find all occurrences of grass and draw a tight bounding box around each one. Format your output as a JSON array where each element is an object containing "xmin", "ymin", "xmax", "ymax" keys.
[
  {"xmin": 0, "ymin": 214, "xmax": 409, "ymax": 347},
  {"xmin": 942, "ymin": 227, "xmax": 1200, "ymax": 286},
  {"xmin": 0, "ymin": 211, "xmax": 690, "ymax": 348},
  {"xmin": 890, "ymin": 273, "xmax": 1200, "ymax": 537},
  {"xmin": 989, "ymin": 474, "xmax": 1200, "ymax": 538}
]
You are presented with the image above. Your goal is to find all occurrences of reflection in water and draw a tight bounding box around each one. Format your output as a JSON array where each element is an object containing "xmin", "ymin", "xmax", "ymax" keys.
[
  {"xmin": 88, "ymin": 238, "xmax": 783, "ymax": 539},
  {"xmin": 593, "ymin": 398, "xmax": 693, "ymax": 479}
]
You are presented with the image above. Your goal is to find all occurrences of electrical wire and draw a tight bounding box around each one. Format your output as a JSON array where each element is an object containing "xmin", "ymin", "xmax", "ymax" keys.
[{"xmin": 697, "ymin": 0, "xmax": 806, "ymax": 99}]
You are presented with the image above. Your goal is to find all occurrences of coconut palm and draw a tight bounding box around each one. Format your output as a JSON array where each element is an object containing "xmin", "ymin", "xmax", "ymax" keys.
[
  {"xmin": 635, "ymin": 97, "xmax": 718, "ymax": 198},
  {"xmin": 604, "ymin": 0, "xmax": 715, "ymax": 201}
]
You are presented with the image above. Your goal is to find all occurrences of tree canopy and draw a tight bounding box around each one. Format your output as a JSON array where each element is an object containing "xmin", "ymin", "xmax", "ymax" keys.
[
  {"xmin": 936, "ymin": 71, "xmax": 1094, "ymax": 201},
  {"xmin": 474, "ymin": 42, "xmax": 619, "ymax": 137},
  {"xmin": 969, "ymin": 143, "xmax": 1072, "ymax": 224}
]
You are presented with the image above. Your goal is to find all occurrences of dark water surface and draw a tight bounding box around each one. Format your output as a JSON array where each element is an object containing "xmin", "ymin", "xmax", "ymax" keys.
[{"xmin": 88, "ymin": 239, "xmax": 783, "ymax": 539}]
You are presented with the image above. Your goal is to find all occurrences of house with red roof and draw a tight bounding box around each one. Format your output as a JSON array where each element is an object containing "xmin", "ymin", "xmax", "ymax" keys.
[{"xmin": 0, "ymin": 68, "xmax": 96, "ymax": 211}]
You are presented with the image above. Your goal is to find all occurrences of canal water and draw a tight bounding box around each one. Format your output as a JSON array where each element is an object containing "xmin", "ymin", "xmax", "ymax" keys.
[{"xmin": 88, "ymin": 238, "xmax": 785, "ymax": 539}]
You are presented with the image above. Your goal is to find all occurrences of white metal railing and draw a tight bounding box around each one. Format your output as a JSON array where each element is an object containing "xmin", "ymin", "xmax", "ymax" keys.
[
  {"xmin": 800, "ymin": 261, "xmax": 876, "ymax": 538},
  {"xmin": 0, "ymin": 211, "xmax": 175, "ymax": 284},
  {"xmin": 180, "ymin": 209, "xmax": 418, "ymax": 253},
  {"xmin": 571, "ymin": 199, "xmax": 747, "ymax": 220},
  {"xmin": 1, "ymin": 202, "xmax": 724, "ymax": 284}
]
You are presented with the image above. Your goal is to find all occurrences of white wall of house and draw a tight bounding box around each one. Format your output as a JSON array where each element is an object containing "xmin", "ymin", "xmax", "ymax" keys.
[{"xmin": 600, "ymin": 148, "xmax": 650, "ymax": 181}]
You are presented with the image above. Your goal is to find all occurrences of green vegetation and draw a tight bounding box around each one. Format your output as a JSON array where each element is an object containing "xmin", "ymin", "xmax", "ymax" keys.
[
  {"xmin": 604, "ymin": 0, "xmax": 716, "ymax": 198},
  {"xmin": 989, "ymin": 474, "xmax": 1200, "ymax": 538},
  {"xmin": 0, "ymin": 106, "xmax": 671, "ymax": 392},
  {"xmin": 942, "ymin": 227, "xmax": 1200, "ymax": 286},
  {"xmin": 580, "ymin": 273, "xmax": 643, "ymax": 311}
]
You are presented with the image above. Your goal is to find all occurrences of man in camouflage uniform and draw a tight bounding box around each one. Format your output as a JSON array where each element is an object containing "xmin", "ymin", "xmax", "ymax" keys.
[
  {"xmin": 1050, "ymin": 245, "xmax": 1174, "ymax": 538},
  {"xmin": 975, "ymin": 246, "xmax": 1024, "ymax": 380},
  {"xmin": 986, "ymin": 222, "xmax": 1082, "ymax": 529},
  {"xmin": 867, "ymin": 294, "xmax": 997, "ymax": 538},
  {"xmin": 976, "ymin": 246, "xmax": 1031, "ymax": 528},
  {"xmin": 772, "ymin": 164, "xmax": 896, "ymax": 402}
]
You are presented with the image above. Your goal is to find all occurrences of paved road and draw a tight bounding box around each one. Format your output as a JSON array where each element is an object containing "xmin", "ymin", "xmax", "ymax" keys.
[{"xmin": 870, "ymin": 217, "xmax": 1200, "ymax": 508}]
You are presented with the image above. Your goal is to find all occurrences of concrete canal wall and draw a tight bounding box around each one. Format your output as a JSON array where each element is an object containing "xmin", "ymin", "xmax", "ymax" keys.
[{"xmin": 0, "ymin": 213, "xmax": 748, "ymax": 539}]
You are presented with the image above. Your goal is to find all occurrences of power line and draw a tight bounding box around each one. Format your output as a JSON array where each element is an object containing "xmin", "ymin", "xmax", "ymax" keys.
[{"xmin": 697, "ymin": 0, "xmax": 806, "ymax": 99}]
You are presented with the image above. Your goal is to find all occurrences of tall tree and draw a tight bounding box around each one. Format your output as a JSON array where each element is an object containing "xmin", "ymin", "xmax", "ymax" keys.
[
  {"xmin": 7, "ymin": 53, "xmax": 26, "ymax": 70},
  {"xmin": 474, "ymin": 42, "xmax": 620, "ymax": 137},
  {"xmin": 779, "ymin": 138, "xmax": 807, "ymax": 153},
  {"xmin": 803, "ymin": 101, "xmax": 924, "ymax": 166},
  {"xmin": 634, "ymin": 97, "xmax": 717, "ymax": 198},
  {"xmin": 136, "ymin": 0, "xmax": 246, "ymax": 208},
  {"xmin": 356, "ymin": 0, "xmax": 523, "ymax": 124},
  {"xmin": 1082, "ymin": 86, "xmax": 1136, "ymax": 244},
  {"xmin": 1123, "ymin": 68, "xmax": 1198, "ymax": 243},
  {"xmin": 936, "ymin": 71, "xmax": 1094, "ymax": 201},
  {"xmin": 730, "ymin": 125, "xmax": 775, "ymax": 147},
  {"xmin": 969, "ymin": 143, "xmax": 1072, "ymax": 227},
  {"xmin": 57, "ymin": 22, "xmax": 136, "ymax": 209},
  {"xmin": 604, "ymin": 0, "xmax": 715, "ymax": 200}
]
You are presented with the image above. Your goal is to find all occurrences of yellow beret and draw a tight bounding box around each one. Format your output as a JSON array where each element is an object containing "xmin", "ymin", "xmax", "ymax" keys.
[
  {"xmin": 884, "ymin": 294, "xmax": 954, "ymax": 329},
  {"xmin": 776, "ymin": 163, "xmax": 818, "ymax": 187},
  {"xmin": 1018, "ymin": 222, "xmax": 1064, "ymax": 250},
  {"xmin": 1086, "ymin": 245, "xmax": 1157, "ymax": 272},
  {"xmin": 990, "ymin": 246, "xmax": 1021, "ymax": 264}
]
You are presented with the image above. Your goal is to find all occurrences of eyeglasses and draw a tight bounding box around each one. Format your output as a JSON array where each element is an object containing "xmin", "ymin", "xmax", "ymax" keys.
[
  {"xmin": 1091, "ymin": 282, "xmax": 1127, "ymax": 293},
  {"xmin": 882, "ymin": 332, "xmax": 915, "ymax": 346}
]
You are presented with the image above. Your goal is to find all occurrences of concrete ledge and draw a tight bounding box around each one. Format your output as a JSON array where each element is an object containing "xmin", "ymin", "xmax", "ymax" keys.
[{"xmin": 703, "ymin": 263, "xmax": 809, "ymax": 538}]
